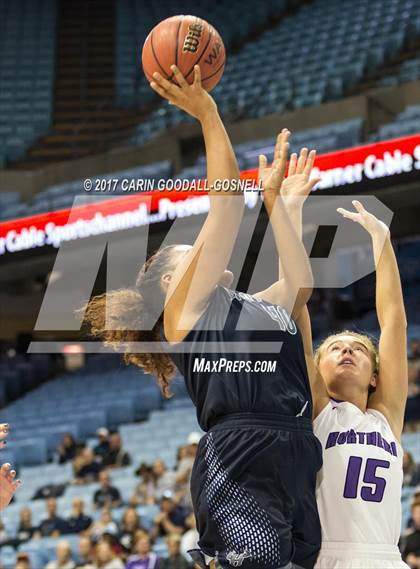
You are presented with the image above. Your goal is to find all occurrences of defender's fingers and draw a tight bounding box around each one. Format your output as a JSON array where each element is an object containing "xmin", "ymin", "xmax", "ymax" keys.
[
  {"xmin": 296, "ymin": 147, "xmax": 308, "ymax": 174},
  {"xmin": 259, "ymin": 155, "xmax": 268, "ymax": 171},
  {"xmin": 288, "ymin": 153, "xmax": 298, "ymax": 176},
  {"xmin": 303, "ymin": 149, "xmax": 317, "ymax": 177},
  {"xmin": 337, "ymin": 208, "xmax": 359, "ymax": 222}
]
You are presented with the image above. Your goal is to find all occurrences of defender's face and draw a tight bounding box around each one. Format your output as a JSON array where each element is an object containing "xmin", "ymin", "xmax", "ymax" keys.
[{"xmin": 318, "ymin": 335, "xmax": 376, "ymax": 397}]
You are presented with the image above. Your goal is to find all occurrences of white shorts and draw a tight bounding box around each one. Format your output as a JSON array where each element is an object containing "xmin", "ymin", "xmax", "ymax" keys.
[{"xmin": 314, "ymin": 542, "xmax": 409, "ymax": 569}]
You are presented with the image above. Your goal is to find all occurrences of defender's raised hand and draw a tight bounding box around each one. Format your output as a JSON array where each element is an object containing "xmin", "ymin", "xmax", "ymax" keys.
[
  {"xmin": 337, "ymin": 200, "xmax": 389, "ymax": 238},
  {"xmin": 281, "ymin": 147, "xmax": 321, "ymax": 206},
  {"xmin": 150, "ymin": 65, "xmax": 217, "ymax": 121},
  {"xmin": 258, "ymin": 128, "xmax": 290, "ymax": 205}
]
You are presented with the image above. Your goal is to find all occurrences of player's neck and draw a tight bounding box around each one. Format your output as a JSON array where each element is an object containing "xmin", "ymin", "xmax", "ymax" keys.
[{"xmin": 329, "ymin": 389, "xmax": 368, "ymax": 413}]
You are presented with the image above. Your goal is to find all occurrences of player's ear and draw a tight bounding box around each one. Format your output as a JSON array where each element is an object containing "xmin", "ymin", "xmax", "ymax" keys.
[{"xmin": 370, "ymin": 372, "xmax": 378, "ymax": 389}]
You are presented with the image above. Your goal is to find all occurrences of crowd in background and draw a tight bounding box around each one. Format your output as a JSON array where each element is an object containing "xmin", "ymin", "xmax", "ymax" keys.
[{"xmin": 0, "ymin": 430, "xmax": 201, "ymax": 568}]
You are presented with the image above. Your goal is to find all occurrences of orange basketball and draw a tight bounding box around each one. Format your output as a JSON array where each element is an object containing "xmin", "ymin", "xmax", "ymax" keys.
[{"xmin": 142, "ymin": 15, "xmax": 226, "ymax": 92}]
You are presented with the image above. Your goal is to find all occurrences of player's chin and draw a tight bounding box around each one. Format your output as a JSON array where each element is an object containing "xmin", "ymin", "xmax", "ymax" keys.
[{"xmin": 219, "ymin": 270, "xmax": 234, "ymax": 287}]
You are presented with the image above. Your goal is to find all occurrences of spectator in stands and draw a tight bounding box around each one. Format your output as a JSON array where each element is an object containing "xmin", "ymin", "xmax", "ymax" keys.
[
  {"xmin": 16, "ymin": 507, "xmax": 36, "ymax": 545},
  {"xmin": 57, "ymin": 433, "xmax": 79, "ymax": 464},
  {"xmin": 75, "ymin": 536, "xmax": 94, "ymax": 569},
  {"xmin": 125, "ymin": 534, "xmax": 159, "ymax": 569},
  {"xmin": 88, "ymin": 509, "xmax": 119, "ymax": 541},
  {"xmin": 151, "ymin": 460, "xmax": 176, "ymax": 503},
  {"xmin": 93, "ymin": 539, "xmax": 124, "ymax": 569},
  {"xmin": 410, "ymin": 338, "xmax": 420, "ymax": 359},
  {"xmin": 102, "ymin": 433, "xmax": 131, "ymax": 469},
  {"xmin": 34, "ymin": 497, "xmax": 67, "ymax": 538},
  {"xmin": 66, "ymin": 497, "xmax": 93, "ymax": 534},
  {"xmin": 161, "ymin": 535, "xmax": 189, "ymax": 569},
  {"xmin": 180, "ymin": 512, "xmax": 199, "ymax": 558},
  {"xmin": 151, "ymin": 492, "xmax": 188, "ymax": 540},
  {"xmin": 404, "ymin": 452, "xmax": 420, "ymax": 487},
  {"xmin": 15, "ymin": 552, "xmax": 31, "ymax": 569},
  {"xmin": 175, "ymin": 434, "xmax": 200, "ymax": 508},
  {"xmin": 130, "ymin": 464, "xmax": 155, "ymax": 506},
  {"xmin": 0, "ymin": 518, "xmax": 10, "ymax": 547},
  {"xmin": 94, "ymin": 429, "xmax": 110, "ymax": 460},
  {"xmin": 45, "ymin": 540, "xmax": 76, "ymax": 569},
  {"xmin": 73, "ymin": 447, "xmax": 103, "ymax": 485},
  {"xmin": 93, "ymin": 472, "xmax": 122, "ymax": 510},
  {"xmin": 401, "ymin": 500, "xmax": 420, "ymax": 568},
  {"xmin": 117, "ymin": 508, "xmax": 142, "ymax": 554},
  {"xmin": 406, "ymin": 362, "xmax": 420, "ymax": 423}
]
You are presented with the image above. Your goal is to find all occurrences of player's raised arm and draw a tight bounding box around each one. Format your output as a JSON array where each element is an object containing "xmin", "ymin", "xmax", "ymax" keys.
[
  {"xmin": 150, "ymin": 65, "xmax": 244, "ymax": 342},
  {"xmin": 255, "ymin": 131, "xmax": 319, "ymax": 318},
  {"xmin": 337, "ymin": 200, "xmax": 408, "ymax": 439}
]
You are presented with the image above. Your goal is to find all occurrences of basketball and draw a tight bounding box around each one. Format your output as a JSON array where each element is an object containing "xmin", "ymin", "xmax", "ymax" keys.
[{"xmin": 142, "ymin": 15, "xmax": 226, "ymax": 92}]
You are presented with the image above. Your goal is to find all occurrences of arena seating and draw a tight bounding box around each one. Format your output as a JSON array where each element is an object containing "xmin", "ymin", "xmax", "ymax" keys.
[
  {"xmin": 380, "ymin": 54, "xmax": 420, "ymax": 87},
  {"xmin": 0, "ymin": 394, "xmax": 198, "ymax": 566},
  {"xmin": 128, "ymin": 0, "xmax": 419, "ymax": 147},
  {"xmin": 0, "ymin": 0, "xmax": 57, "ymax": 166},
  {"xmin": 2, "ymin": 364, "xmax": 166, "ymax": 468},
  {"xmin": 369, "ymin": 104, "xmax": 420, "ymax": 142}
]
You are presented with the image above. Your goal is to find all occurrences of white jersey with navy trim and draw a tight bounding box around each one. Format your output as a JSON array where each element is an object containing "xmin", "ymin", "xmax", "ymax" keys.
[{"xmin": 314, "ymin": 400, "xmax": 403, "ymax": 546}]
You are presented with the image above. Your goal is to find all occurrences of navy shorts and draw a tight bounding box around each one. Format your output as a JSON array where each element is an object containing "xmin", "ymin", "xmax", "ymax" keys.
[{"xmin": 189, "ymin": 413, "xmax": 322, "ymax": 569}]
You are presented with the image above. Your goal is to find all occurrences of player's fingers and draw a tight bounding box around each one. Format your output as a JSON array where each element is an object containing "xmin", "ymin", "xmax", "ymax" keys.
[
  {"xmin": 337, "ymin": 208, "xmax": 359, "ymax": 222},
  {"xmin": 274, "ymin": 129, "xmax": 289, "ymax": 160},
  {"xmin": 7, "ymin": 469, "xmax": 16, "ymax": 482},
  {"xmin": 152, "ymin": 71, "xmax": 177, "ymax": 94},
  {"xmin": 288, "ymin": 153, "xmax": 298, "ymax": 176},
  {"xmin": 259, "ymin": 154, "xmax": 268, "ymax": 171},
  {"xmin": 13, "ymin": 479, "xmax": 22, "ymax": 491},
  {"xmin": 193, "ymin": 65, "xmax": 202, "ymax": 87},
  {"xmin": 0, "ymin": 463, "xmax": 11, "ymax": 476},
  {"xmin": 303, "ymin": 149, "xmax": 317, "ymax": 177},
  {"xmin": 170, "ymin": 65, "xmax": 188, "ymax": 88},
  {"xmin": 352, "ymin": 200, "xmax": 367, "ymax": 214},
  {"xmin": 307, "ymin": 177, "xmax": 322, "ymax": 191},
  {"xmin": 296, "ymin": 147, "xmax": 308, "ymax": 174},
  {"xmin": 150, "ymin": 81, "xmax": 172, "ymax": 102}
]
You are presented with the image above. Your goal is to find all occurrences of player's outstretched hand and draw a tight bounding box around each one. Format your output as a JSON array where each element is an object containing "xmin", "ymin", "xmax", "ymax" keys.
[
  {"xmin": 0, "ymin": 462, "xmax": 21, "ymax": 511},
  {"xmin": 258, "ymin": 128, "xmax": 290, "ymax": 205},
  {"xmin": 281, "ymin": 146, "xmax": 321, "ymax": 207},
  {"xmin": 150, "ymin": 65, "xmax": 217, "ymax": 122},
  {"xmin": 337, "ymin": 200, "xmax": 389, "ymax": 238}
]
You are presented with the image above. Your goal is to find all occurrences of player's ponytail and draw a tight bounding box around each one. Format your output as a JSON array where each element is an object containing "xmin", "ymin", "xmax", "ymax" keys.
[{"xmin": 80, "ymin": 245, "xmax": 182, "ymax": 398}]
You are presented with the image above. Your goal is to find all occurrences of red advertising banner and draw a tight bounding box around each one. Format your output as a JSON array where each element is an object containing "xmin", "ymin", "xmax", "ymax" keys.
[{"xmin": 0, "ymin": 134, "xmax": 419, "ymax": 256}]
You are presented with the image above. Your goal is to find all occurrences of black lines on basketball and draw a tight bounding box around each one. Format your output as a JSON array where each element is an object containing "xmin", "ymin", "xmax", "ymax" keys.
[
  {"xmin": 202, "ymin": 58, "xmax": 226, "ymax": 82},
  {"xmin": 151, "ymin": 30, "xmax": 171, "ymax": 80},
  {"xmin": 175, "ymin": 16, "xmax": 183, "ymax": 68},
  {"xmin": 183, "ymin": 29, "xmax": 213, "ymax": 81}
]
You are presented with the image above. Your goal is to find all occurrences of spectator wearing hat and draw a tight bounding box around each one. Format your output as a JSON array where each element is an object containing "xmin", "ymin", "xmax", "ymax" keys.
[
  {"xmin": 180, "ymin": 512, "xmax": 199, "ymax": 558},
  {"xmin": 151, "ymin": 492, "xmax": 188, "ymax": 540},
  {"xmin": 93, "ymin": 429, "xmax": 110, "ymax": 461}
]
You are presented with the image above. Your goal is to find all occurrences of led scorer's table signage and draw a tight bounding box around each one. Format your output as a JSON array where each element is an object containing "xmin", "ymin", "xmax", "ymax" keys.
[{"xmin": 0, "ymin": 134, "xmax": 419, "ymax": 257}]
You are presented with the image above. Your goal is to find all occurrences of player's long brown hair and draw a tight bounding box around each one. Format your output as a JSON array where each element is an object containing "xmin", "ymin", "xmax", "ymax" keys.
[{"xmin": 80, "ymin": 245, "xmax": 181, "ymax": 398}]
